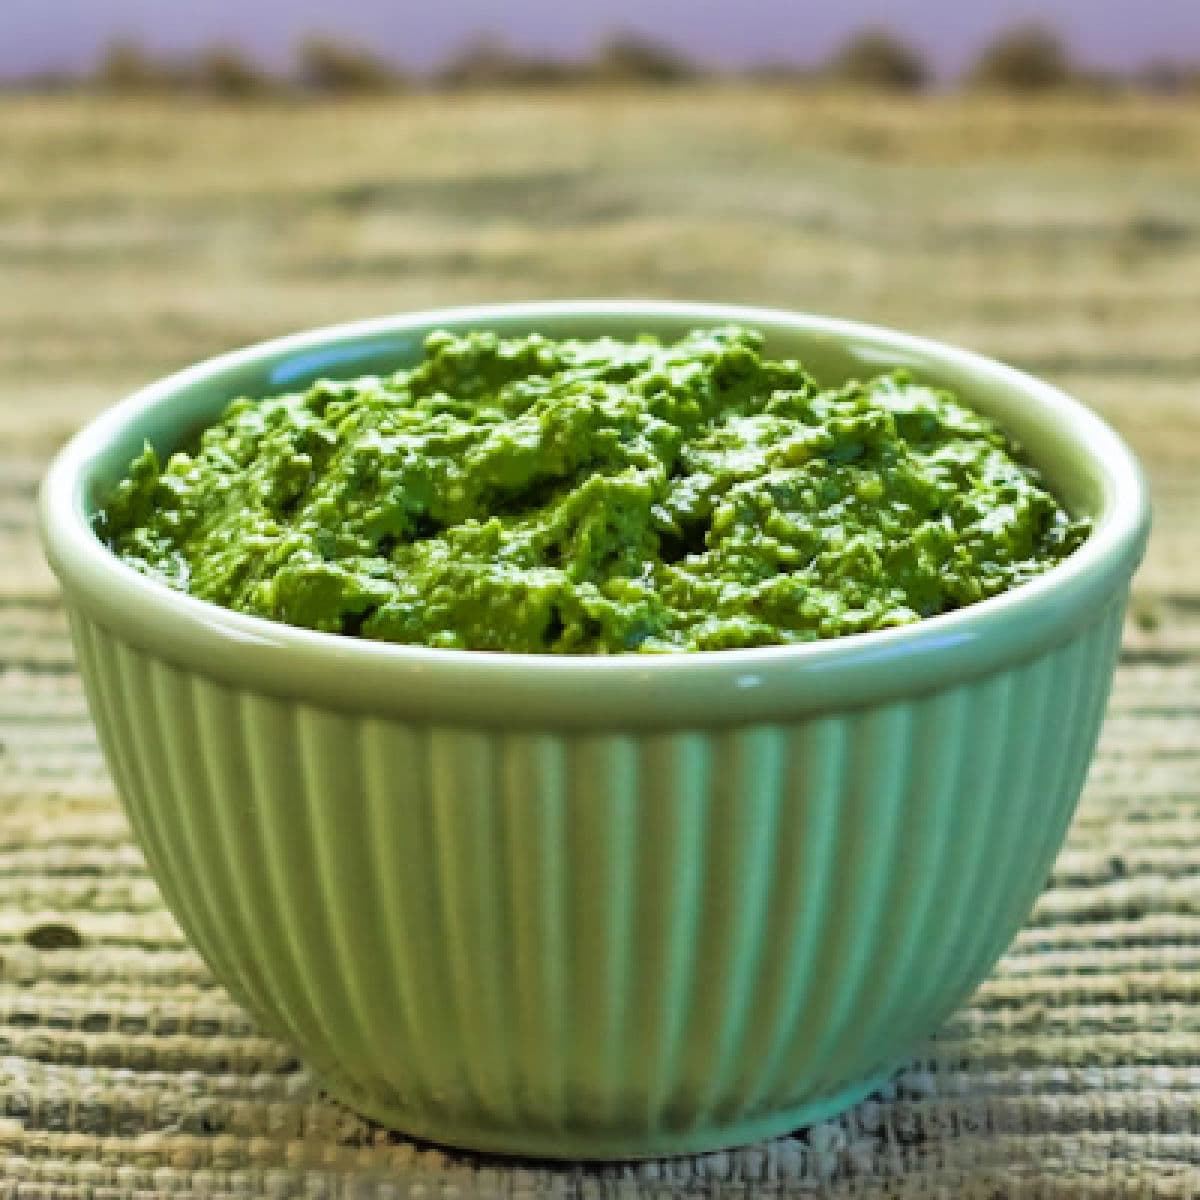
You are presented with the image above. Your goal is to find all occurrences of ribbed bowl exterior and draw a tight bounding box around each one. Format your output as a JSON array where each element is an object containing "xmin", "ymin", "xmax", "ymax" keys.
[{"xmin": 65, "ymin": 595, "xmax": 1127, "ymax": 1158}]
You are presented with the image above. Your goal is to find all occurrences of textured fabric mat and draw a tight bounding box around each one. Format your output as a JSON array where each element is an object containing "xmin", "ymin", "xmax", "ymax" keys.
[{"xmin": 3, "ymin": 571, "xmax": 1199, "ymax": 1198}]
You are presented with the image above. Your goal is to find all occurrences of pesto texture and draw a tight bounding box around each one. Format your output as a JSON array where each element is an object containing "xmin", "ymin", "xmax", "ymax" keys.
[{"xmin": 98, "ymin": 326, "xmax": 1089, "ymax": 653}]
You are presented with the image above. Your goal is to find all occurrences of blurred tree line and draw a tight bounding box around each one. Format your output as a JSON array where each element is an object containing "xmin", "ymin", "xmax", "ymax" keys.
[{"xmin": 22, "ymin": 23, "xmax": 1200, "ymax": 98}]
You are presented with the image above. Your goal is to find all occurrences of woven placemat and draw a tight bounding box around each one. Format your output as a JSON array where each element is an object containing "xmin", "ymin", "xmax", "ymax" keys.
[{"xmin": 2, "ymin": 469, "xmax": 1198, "ymax": 1198}]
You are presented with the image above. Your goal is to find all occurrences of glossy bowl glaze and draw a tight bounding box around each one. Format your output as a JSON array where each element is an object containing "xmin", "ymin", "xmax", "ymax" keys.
[{"xmin": 39, "ymin": 303, "xmax": 1150, "ymax": 1158}]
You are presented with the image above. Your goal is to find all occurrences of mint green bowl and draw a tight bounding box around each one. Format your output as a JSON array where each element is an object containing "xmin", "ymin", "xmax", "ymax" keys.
[{"xmin": 39, "ymin": 302, "xmax": 1150, "ymax": 1159}]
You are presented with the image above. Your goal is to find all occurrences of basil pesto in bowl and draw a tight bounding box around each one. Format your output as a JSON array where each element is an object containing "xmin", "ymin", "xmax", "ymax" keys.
[
  {"xmin": 39, "ymin": 302, "xmax": 1150, "ymax": 1159},
  {"xmin": 97, "ymin": 324, "xmax": 1087, "ymax": 653}
]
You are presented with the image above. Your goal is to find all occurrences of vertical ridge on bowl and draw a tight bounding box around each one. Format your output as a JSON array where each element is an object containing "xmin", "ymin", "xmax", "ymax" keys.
[
  {"xmin": 562, "ymin": 737, "xmax": 612, "ymax": 1127},
  {"xmin": 738, "ymin": 715, "xmax": 849, "ymax": 1113},
  {"xmin": 359, "ymin": 720, "xmax": 442, "ymax": 1118},
  {"xmin": 426, "ymin": 729, "xmax": 503, "ymax": 1123},
  {"xmin": 948, "ymin": 646, "xmax": 1078, "ymax": 1008},
  {"xmin": 234, "ymin": 692, "xmax": 347, "ymax": 1064},
  {"xmin": 703, "ymin": 727, "xmax": 791, "ymax": 1122},
  {"xmin": 815, "ymin": 702, "xmax": 931, "ymax": 1094},
  {"xmin": 955, "ymin": 597, "xmax": 1126, "ymax": 997},
  {"xmin": 297, "ymin": 708, "xmax": 395, "ymax": 1087},
  {"xmin": 965, "ymin": 628, "xmax": 1089, "ymax": 1004},
  {"xmin": 632, "ymin": 733, "xmax": 712, "ymax": 1134},
  {"xmin": 497, "ymin": 733, "xmax": 568, "ymax": 1130},
  {"xmin": 798, "ymin": 703, "xmax": 916, "ymax": 1098},
  {"xmin": 149, "ymin": 662, "xmax": 290, "ymax": 1036},
  {"xmin": 568, "ymin": 735, "xmax": 642, "ymax": 1130},
  {"xmin": 227, "ymin": 693, "xmax": 355, "ymax": 1060},
  {"xmin": 878, "ymin": 676, "xmax": 1027, "ymax": 1070},
  {"xmin": 912, "ymin": 671, "xmax": 1016, "ymax": 1025},
  {"xmin": 663, "ymin": 730, "xmax": 729, "ymax": 1126},
  {"xmin": 768, "ymin": 706, "xmax": 880, "ymax": 1097},
  {"xmin": 878, "ymin": 679, "xmax": 999, "ymax": 1056},
  {"xmin": 66, "ymin": 616, "xmax": 143, "ymax": 873},
  {"xmin": 687, "ymin": 727, "xmax": 785, "ymax": 1125},
  {"xmin": 71, "ymin": 622, "xmax": 156, "ymax": 894},
  {"xmin": 845, "ymin": 685, "xmax": 969, "ymax": 1080},
  {"xmin": 1053, "ymin": 599, "xmax": 1126, "ymax": 837},
  {"xmin": 190, "ymin": 673, "xmax": 320, "ymax": 1039},
  {"xmin": 118, "ymin": 644, "xmax": 266, "ymax": 1022}
]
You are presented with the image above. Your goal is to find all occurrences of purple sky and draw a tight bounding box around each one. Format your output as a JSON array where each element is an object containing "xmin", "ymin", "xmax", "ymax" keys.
[{"xmin": 3, "ymin": 0, "xmax": 1199, "ymax": 79}]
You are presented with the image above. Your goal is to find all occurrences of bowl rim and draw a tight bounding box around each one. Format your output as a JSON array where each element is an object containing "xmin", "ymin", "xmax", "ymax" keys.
[{"xmin": 39, "ymin": 300, "xmax": 1151, "ymax": 727}]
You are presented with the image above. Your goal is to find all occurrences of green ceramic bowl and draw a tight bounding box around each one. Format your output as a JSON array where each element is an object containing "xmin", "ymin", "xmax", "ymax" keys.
[{"xmin": 39, "ymin": 302, "xmax": 1150, "ymax": 1159}]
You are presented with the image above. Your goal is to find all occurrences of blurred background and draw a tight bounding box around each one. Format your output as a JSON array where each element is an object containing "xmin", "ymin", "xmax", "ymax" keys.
[{"xmin": 1, "ymin": 1, "xmax": 1197, "ymax": 621}]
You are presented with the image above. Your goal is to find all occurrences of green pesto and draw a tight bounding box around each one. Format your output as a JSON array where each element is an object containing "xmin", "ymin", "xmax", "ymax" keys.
[{"xmin": 97, "ymin": 326, "xmax": 1089, "ymax": 654}]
